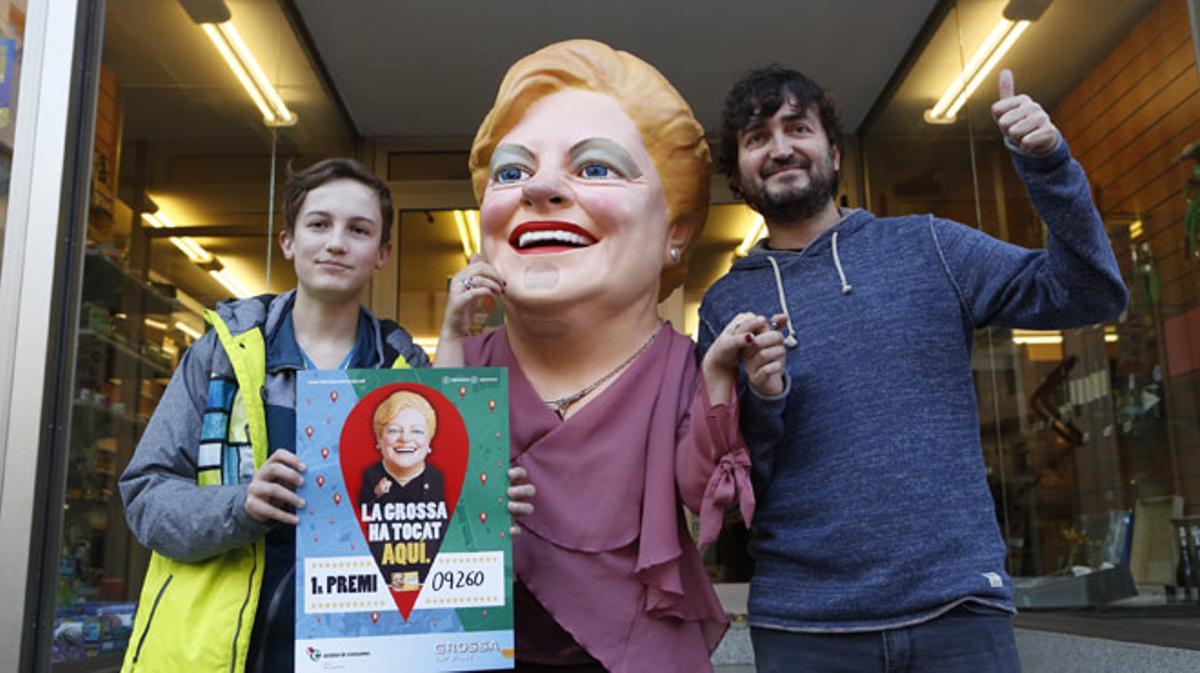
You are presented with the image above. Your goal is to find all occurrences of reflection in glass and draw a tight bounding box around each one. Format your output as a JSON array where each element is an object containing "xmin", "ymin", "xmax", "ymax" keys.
[
  {"xmin": 863, "ymin": 0, "xmax": 1199, "ymax": 620},
  {"xmin": 51, "ymin": 0, "xmax": 353, "ymax": 665}
]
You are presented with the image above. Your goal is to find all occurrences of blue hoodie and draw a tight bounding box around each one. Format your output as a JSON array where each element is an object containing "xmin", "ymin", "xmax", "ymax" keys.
[{"xmin": 696, "ymin": 141, "xmax": 1127, "ymax": 632}]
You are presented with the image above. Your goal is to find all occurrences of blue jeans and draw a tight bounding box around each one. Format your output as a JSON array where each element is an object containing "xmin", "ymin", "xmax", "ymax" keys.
[{"xmin": 751, "ymin": 604, "xmax": 1020, "ymax": 673}]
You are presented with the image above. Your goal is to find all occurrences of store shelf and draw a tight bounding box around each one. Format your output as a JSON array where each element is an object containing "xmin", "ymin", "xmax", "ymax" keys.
[
  {"xmin": 51, "ymin": 651, "xmax": 123, "ymax": 673},
  {"xmin": 77, "ymin": 329, "xmax": 173, "ymax": 380},
  {"xmin": 72, "ymin": 400, "xmax": 147, "ymax": 432},
  {"xmin": 82, "ymin": 249, "xmax": 181, "ymax": 316},
  {"xmin": 64, "ymin": 496, "xmax": 117, "ymax": 510}
]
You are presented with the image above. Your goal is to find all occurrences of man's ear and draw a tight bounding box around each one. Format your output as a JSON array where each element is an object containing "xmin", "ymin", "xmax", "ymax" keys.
[{"xmin": 279, "ymin": 229, "xmax": 295, "ymax": 260}]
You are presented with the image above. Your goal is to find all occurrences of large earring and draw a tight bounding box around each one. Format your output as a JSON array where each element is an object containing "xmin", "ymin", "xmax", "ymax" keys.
[{"xmin": 669, "ymin": 247, "xmax": 680, "ymax": 263}]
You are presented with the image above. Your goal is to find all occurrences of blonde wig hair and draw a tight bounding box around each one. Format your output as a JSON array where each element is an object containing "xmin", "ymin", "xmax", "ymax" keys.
[
  {"xmin": 469, "ymin": 39, "xmax": 711, "ymax": 297},
  {"xmin": 373, "ymin": 390, "xmax": 437, "ymax": 440}
]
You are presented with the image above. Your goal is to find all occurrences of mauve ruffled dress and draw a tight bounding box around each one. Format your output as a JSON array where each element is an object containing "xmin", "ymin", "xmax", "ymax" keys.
[{"xmin": 466, "ymin": 324, "xmax": 754, "ymax": 673}]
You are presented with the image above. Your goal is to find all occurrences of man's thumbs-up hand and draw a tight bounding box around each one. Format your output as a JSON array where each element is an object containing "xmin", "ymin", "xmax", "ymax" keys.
[{"xmin": 991, "ymin": 69, "xmax": 1061, "ymax": 156}]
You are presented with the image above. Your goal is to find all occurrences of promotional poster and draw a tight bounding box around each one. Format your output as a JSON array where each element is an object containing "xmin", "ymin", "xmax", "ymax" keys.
[{"xmin": 294, "ymin": 368, "xmax": 513, "ymax": 672}]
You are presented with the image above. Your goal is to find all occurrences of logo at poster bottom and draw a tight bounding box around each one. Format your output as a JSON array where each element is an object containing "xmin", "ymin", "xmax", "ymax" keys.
[{"xmin": 339, "ymin": 383, "xmax": 469, "ymax": 620}]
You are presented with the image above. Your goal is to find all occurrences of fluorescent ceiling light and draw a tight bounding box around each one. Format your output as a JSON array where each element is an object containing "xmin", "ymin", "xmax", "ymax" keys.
[
  {"xmin": 925, "ymin": 18, "xmax": 1030, "ymax": 124},
  {"xmin": 736, "ymin": 215, "xmax": 766, "ymax": 257},
  {"xmin": 210, "ymin": 268, "xmax": 251, "ymax": 298},
  {"xmin": 142, "ymin": 211, "xmax": 213, "ymax": 263},
  {"xmin": 1012, "ymin": 329, "xmax": 1119, "ymax": 345},
  {"xmin": 1012, "ymin": 331, "xmax": 1062, "ymax": 345},
  {"xmin": 174, "ymin": 321, "xmax": 203, "ymax": 340},
  {"xmin": 465, "ymin": 210, "xmax": 482, "ymax": 256},
  {"xmin": 143, "ymin": 204, "xmax": 253, "ymax": 299},
  {"xmin": 201, "ymin": 21, "xmax": 296, "ymax": 127},
  {"xmin": 453, "ymin": 210, "xmax": 480, "ymax": 258}
]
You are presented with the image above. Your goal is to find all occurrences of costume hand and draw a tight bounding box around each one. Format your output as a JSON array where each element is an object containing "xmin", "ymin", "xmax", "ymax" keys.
[
  {"xmin": 437, "ymin": 255, "xmax": 505, "ymax": 366},
  {"xmin": 992, "ymin": 69, "xmax": 1060, "ymax": 156},
  {"xmin": 704, "ymin": 312, "xmax": 770, "ymax": 370},
  {"xmin": 743, "ymin": 314, "xmax": 788, "ymax": 397},
  {"xmin": 700, "ymin": 311, "xmax": 782, "ymax": 400},
  {"xmin": 245, "ymin": 449, "xmax": 306, "ymax": 525},
  {"xmin": 443, "ymin": 256, "xmax": 504, "ymax": 339},
  {"xmin": 506, "ymin": 466, "xmax": 535, "ymax": 536},
  {"xmin": 374, "ymin": 476, "xmax": 393, "ymax": 498}
]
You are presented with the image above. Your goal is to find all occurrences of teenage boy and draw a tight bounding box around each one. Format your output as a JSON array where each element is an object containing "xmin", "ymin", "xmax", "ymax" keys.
[
  {"xmin": 119, "ymin": 158, "xmax": 533, "ymax": 673},
  {"xmin": 697, "ymin": 68, "xmax": 1127, "ymax": 672}
]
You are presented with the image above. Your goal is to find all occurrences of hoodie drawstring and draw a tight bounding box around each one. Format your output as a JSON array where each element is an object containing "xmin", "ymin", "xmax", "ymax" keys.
[
  {"xmin": 832, "ymin": 231, "xmax": 853, "ymax": 295},
  {"xmin": 761, "ymin": 231, "xmax": 853, "ymax": 349},
  {"xmin": 765, "ymin": 256, "xmax": 799, "ymax": 349}
]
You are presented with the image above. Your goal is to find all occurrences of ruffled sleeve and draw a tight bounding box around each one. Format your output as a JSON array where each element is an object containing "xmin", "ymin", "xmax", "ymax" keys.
[{"xmin": 677, "ymin": 382, "xmax": 755, "ymax": 547}]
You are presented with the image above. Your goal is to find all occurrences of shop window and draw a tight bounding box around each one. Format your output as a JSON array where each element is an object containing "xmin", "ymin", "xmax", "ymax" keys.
[
  {"xmin": 49, "ymin": 0, "xmax": 353, "ymax": 667},
  {"xmin": 862, "ymin": 0, "xmax": 1200, "ymax": 632},
  {"xmin": 0, "ymin": 1, "xmax": 26, "ymax": 280}
]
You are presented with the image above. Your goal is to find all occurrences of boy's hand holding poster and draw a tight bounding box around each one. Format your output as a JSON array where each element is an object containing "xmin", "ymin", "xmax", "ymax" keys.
[{"xmin": 294, "ymin": 368, "xmax": 513, "ymax": 672}]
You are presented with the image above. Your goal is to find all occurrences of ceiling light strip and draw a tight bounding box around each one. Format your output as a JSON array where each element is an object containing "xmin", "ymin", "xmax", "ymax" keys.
[
  {"xmin": 736, "ymin": 215, "xmax": 766, "ymax": 257},
  {"xmin": 210, "ymin": 268, "xmax": 251, "ymax": 298},
  {"xmin": 142, "ymin": 208, "xmax": 250, "ymax": 297},
  {"xmin": 142, "ymin": 212, "xmax": 212, "ymax": 263},
  {"xmin": 945, "ymin": 20, "xmax": 1030, "ymax": 119},
  {"xmin": 465, "ymin": 210, "xmax": 482, "ymax": 257},
  {"xmin": 453, "ymin": 210, "xmax": 475, "ymax": 258},
  {"xmin": 925, "ymin": 18, "xmax": 1029, "ymax": 124},
  {"xmin": 174, "ymin": 321, "xmax": 203, "ymax": 340},
  {"xmin": 201, "ymin": 22, "xmax": 295, "ymax": 127}
]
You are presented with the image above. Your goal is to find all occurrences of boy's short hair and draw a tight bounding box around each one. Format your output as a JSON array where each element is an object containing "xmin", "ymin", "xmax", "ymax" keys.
[{"xmin": 283, "ymin": 158, "xmax": 395, "ymax": 247}]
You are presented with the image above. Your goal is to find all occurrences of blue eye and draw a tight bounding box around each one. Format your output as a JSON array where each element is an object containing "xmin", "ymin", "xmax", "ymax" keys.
[
  {"xmin": 580, "ymin": 163, "xmax": 612, "ymax": 179},
  {"xmin": 495, "ymin": 166, "xmax": 528, "ymax": 183}
]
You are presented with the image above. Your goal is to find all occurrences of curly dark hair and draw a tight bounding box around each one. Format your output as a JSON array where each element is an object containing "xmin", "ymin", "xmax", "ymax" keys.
[
  {"xmin": 717, "ymin": 65, "xmax": 844, "ymax": 198},
  {"xmin": 283, "ymin": 157, "xmax": 394, "ymax": 247}
]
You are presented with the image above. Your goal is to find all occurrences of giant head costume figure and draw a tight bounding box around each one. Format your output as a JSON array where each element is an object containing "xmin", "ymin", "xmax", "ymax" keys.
[{"xmin": 468, "ymin": 40, "xmax": 710, "ymax": 324}]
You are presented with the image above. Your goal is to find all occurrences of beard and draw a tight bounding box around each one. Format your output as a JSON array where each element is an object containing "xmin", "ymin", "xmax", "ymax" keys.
[{"xmin": 741, "ymin": 151, "xmax": 838, "ymax": 223}]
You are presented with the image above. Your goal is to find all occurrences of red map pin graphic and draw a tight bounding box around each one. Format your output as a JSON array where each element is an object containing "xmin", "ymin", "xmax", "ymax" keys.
[
  {"xmin": 333, "ymin": 492, "xmax": 342, "ymax": 505},
  {"xmin": 330, "ymin": 391, "xmax": 339, "ymax": 403},
  {"xmin": 340, "ymin": 383, "xmax": 470, "ymax": 619},
  {"xmin": 305, "ymin": 426, "xmax": 314, "ymax": 438},
  {"xmin": 316, "ymin": 475, "xmax": 325, "ymax": 487},
  {"xmin": 480, "ymin": 472, "xmax": 488, "ymax": 484},
  {"xmin": 480, "ymin": 512, "xmax": 488, "ymax": 524},
  {"xmin": 488, "ymin": 399, "xmax": 496, "ymax": 412},
  {"xmin": 321, "ymin": 447, "xmax": 330, "ymax": 459},
  {"xmin": 458, "ymin": 385, "xmax": 467, "ymax": 398},
  {"xmin": 370, "ymin": 612, "xmax": 379, "ymax": 624},
  {"xmin": 339, "ymin": 383, "xmax": 469, "ymax": 622}
]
